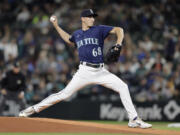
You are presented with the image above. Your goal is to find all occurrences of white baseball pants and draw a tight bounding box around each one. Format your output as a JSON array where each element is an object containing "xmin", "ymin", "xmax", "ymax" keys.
[{"xmin": 33, "ymin": 64, "xmax": 138, "ymax": 120}]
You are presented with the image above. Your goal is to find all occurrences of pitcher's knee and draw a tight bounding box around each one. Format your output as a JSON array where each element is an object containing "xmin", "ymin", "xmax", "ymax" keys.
[
  {"xmin": 122, "ymin": 83, "xmax": 129, "ymax": 90},
  {"xmin": 57, "ymin": 90, "xmax": 72, "ymax": 100},
  {"xmin": 116, "ymin": 83, "xmax": 129, "ymax": 93}
]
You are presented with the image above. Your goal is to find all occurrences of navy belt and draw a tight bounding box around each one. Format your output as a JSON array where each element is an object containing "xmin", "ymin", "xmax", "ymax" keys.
[{"xmin": 80, "ymin": 61, "xmax": 104, "ymax": 68}]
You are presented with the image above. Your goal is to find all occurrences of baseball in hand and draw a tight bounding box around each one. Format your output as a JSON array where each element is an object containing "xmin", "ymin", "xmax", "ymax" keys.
[{"xmin": 50, "ymin": 16, "xmax": 55, "ymax": 22}]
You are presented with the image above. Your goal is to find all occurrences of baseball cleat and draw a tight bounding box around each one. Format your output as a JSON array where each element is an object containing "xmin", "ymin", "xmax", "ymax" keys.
[
  {"xmin": 128, "ymin": 117, "xmax": 152, "ymax": 129},
  {"xmin": 19, "ymin": 106, "xmax": 35, "ymax": 117}
]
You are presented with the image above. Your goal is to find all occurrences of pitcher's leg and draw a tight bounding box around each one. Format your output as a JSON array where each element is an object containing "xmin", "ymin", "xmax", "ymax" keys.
[
  {"xmin": 97, "ymin": 69, "xmax": 138, "ymax": 120},
  {"xmin": 33, "ymin": 73, "xmax": 90, "ymax": 113}
]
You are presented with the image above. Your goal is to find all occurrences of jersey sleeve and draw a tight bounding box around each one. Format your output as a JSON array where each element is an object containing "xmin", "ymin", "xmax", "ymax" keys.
[
  {"xmin": 69, "ymin": 33, "xmax": 75, "ymax": 43},
  {"xmin": 99, "ymin": 25, "xmax": 113, "ymax": 39}
]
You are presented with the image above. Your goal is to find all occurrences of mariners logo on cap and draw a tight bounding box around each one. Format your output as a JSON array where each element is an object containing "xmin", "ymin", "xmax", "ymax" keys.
[
  {"xmin": 90, "ymin": 9, "xmax": 93, "ymax": 14},
  {"xmin": 81, "ymin": 9, "xmax": 98, "ymax": 17}
]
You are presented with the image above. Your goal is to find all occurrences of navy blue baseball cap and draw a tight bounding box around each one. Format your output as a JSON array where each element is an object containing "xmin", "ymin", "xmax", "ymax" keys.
[{"xmin": 81, "ymin": 9, "xmax": 98, "ymax": 17}]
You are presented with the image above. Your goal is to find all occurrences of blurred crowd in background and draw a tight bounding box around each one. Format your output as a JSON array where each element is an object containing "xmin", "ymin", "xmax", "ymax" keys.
[{"xmin": 0, "ymin": 0, "xmax": 180, "ymax": 105}]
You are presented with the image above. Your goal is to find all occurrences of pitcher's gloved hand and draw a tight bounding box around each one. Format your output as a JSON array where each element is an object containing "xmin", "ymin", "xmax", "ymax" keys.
[{"xmin": 105, "ymin": 44, "xmax": 122, "ymax": 64}]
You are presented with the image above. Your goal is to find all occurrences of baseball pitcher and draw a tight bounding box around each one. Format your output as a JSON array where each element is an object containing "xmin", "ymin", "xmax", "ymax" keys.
[{"xmin": 19, "ymin": 9, "xmax": 152, "ymax": 128}]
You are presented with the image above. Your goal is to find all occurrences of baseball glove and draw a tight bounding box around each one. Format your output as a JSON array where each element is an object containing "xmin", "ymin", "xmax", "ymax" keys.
[{"xmin": 104, "ymin": 44, "xmax": 122, "ymax": 64}]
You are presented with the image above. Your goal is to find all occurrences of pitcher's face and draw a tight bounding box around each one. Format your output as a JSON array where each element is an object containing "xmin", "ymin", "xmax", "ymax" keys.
[{"xmin": 81, "ymin": 16, "xmax": 95, "ymax": 27}]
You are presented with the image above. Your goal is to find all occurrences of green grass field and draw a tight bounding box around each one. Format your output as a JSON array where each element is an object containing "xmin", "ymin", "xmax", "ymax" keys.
[{"xmin": 1, "ymin": 121, "xmax": 180, "ymax": 135}]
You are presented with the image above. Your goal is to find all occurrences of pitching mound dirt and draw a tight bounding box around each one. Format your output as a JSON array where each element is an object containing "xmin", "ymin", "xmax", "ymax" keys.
[{"xmin": 0, "ymin": 117, "xmax": 180, "ymax": 135}]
